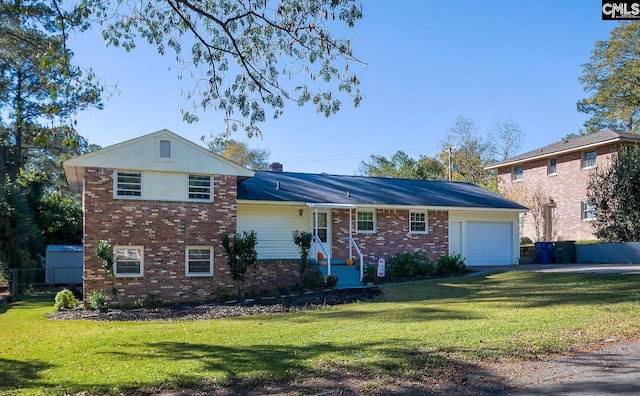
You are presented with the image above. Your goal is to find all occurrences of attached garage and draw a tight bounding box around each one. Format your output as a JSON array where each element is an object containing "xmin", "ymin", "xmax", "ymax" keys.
[{"xmin": 449, "ymin": 212, "xmax": 520, "ymax": 266}]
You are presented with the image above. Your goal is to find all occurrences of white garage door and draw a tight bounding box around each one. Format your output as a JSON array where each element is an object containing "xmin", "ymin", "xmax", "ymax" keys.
[{"xmin": 466, "ymin": 222, "xmax": 512, "ymax": 266}]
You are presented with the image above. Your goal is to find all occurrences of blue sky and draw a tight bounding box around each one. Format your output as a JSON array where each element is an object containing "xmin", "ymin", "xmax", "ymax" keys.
[{"xmin": 70, "ymin": 1, "xmax": 615, "ymax": 175}]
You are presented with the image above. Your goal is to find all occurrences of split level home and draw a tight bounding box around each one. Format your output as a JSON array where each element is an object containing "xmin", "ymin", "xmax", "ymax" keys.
[
  {"xmin": 64, "ymin": 130, "xmax": 526, "ymax": 304},
  {"xmin": 486, "ymin": 129, "xmax": 640, "ymax": 243}
]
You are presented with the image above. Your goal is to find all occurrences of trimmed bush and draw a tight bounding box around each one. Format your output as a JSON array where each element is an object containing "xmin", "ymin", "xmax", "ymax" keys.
[
  {"xmin": 385, "ymin": 252, "xmax": 434, "ymax": 280},
  {"xmin": 54, "ymin": 289, "xmax": 78, "ymax": 310},
  {"xmin": 303, "ymin": 269, "xmax": 325, "ymax": 290},
  {"xmin": 435, "ymin": 253, "xmax": 466, "ymax": 275},
  {"xmin": 88, "ymin": 289, "xmax": 109, "ymax": 312}
]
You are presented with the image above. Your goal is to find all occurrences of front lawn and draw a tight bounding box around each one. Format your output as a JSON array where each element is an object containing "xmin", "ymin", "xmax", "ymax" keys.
[{"xmin": 2, "ymin": 271, "xmax": 640, "ymax": 395}]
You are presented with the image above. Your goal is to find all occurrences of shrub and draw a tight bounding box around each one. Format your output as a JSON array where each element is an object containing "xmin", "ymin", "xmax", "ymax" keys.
[
  {"xmin": 222, "ymin": 231, "xmax": 258, "ymax": 300},
  {"xmin": 385, "ymin": 251, "xmax": 434, "ymax": 280},
  {"xmin": 520, "ymin": 236, "xmax": 534, "ymax": 246},
  {"xmin": 435, "ymin": 253, "xmax": 466, "ymax": 275},
  {"xmin": 216, "ymin": 287, "xmax": 235, "ymax": 303},
  {"xmin": 303, "ymin": 269, "xmax": 325, "ymax": 290},
  {"xmin": 324, "ymin": 274, "xmax": 338, "ymax": 289},
  {"xmin": 54, "ymin": 288, "xmax": 78, "ymax": 310},
  {"xmin": 292, "ymin": 230, "xmax": 312, "ymax": 275},
  {"xmin": 362, "ymin": 264, "xmax": 379, "ymax": 285},
  {"xmin": 135, "ymin": 292, "xmax": 163, "ymax": 308},
  {"xmin": 88, "ymin": 289, "xmax": 109, "ymax": 312}
]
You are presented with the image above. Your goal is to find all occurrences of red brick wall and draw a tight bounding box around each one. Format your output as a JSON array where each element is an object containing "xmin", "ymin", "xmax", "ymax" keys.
[
  {"xmin": 82, "ymin": 167, "xmax": 300, "ymax": 304},
  {"xmin": 497, "ymin": 144, "xmax": 618, "ymax": 242},
  {"xmin": 331, "ymin": 209, "xmax": 449, "ymax": 263}
]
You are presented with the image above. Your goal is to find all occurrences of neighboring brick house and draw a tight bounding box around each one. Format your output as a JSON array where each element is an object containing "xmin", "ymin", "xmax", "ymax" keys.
[
  {"xmin": 64, "ymin": 130, "xmax": 526, "ymax": 304},
  {"xmin": 486, "ymin": 129, "xmax": 640, "ymax": 242}
]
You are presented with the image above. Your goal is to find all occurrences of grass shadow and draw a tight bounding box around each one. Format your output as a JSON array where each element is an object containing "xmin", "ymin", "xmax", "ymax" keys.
[{"xmin": 0, "ymin": 358, "xmax": 54, "ymax": 391}]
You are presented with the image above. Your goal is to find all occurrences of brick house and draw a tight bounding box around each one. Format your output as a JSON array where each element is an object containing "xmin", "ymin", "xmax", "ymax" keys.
[
  {"xmin": 486, "ymin": 129, "xmax": 640, "ymax": 242},
  {"xmin": 64, "ymin": 130, "xmax": 526, "ymax": 304}
]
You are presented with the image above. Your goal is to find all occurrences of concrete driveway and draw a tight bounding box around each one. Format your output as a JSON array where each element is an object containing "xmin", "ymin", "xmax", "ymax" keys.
[{"xmin": 474, "ymin": 263, "xmax": 640, "ymax": 275}]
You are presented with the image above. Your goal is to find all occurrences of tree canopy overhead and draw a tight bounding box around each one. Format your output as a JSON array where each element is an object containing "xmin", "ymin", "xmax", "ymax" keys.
[
  {"xmin": 91, "ymin": 0, "xmax": 365, "ymax": 136},
  {"xmin": 578, "ymin": 22, "xmax": 640, "ymax": 133}
]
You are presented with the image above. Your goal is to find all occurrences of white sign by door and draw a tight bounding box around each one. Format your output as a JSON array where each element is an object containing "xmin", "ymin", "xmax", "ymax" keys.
[{"xmin": 377, "ymin": 258, "xmax": 386, "ymax": 277}]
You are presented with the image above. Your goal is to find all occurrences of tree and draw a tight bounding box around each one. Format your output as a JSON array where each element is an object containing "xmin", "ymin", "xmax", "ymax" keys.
[
  {"xmin": 578, "ymin": 22, "xmax": 640, "ymax": 133},
  {"xmin": 587, "ymin": 147, "xmax": 640, "ymax": 242},
  {"xmin": 0, "ymin": 0, "xmax": 103, "ymax": 182},
  {"xmin": 222, "ymin": 231, "xmax": 258, "ymax": 299},
  {"xmin": 440, "ymin": 116, "xmax": 496, "ymax": 191},
  {"xmin": 488, "ymin": 118, "xmax": 523, "ymax": 160},
  {"xmin": 358, "ymin": 151, "xmax": 446, "ymax": 180},
  {"xmin": 292, "ymin": 230, "xmax": 312, "ymax": 275},
  {"xmin": 202, "ymin": 133, "xmax": 270, "ymax": 170},
  {"xmin": 0, "ymin": 181, "xmax": 43, "ymax": 291},
  {"xmin": 90, "ymin": 0, "xmax": 364, "ymax": 136}
]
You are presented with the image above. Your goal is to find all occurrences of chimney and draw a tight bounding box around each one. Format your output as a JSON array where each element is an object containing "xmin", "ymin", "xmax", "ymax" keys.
[{"xmin": 269, "ymin": 162, "xmax": 283, "ymax": 172}]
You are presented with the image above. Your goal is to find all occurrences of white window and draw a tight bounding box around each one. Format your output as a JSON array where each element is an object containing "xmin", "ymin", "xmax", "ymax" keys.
[
  {"xmin": 159, "ymin": 140, "xmax": 171, "ymax": 158},
  {"xmin": 548, "ymin": 158, "xmax": 557, "ymax": 175},
  {"xmin": 114, "ymin": 246, "xmax": 143, "ymax": 277},
  {"xmin": 356, "ymin": 210, "xmax": 376, "ymax": 233},
  {"xmin": 582, "ymin": 150, "xmax": 597, "ymax": 169},
  {"xmin": 186, "ymin": 247, "xmax": 213, "ymax": 277},
  {"xmin": 410, "ymin": 211, "xmax": 428, "ymax": 233},
  {"xmin": 512, "ymin": 166, "xmax": 524, "ymax": 181},
  {"xmin": 188, "ymin": 175, "xmax": 212, "ymax": 201},
  {"xmin": 115, "ymin": 171, "xmax": 142, "ymax": 197},
  {"xmin": 582, "ymin": 201, "xmax": 596, "ymax": 220}
]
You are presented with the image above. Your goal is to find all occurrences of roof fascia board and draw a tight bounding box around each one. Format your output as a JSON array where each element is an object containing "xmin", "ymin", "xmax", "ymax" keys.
[
  {"xmin": 485, "ymin": 137, "xmax": 625, "ymax": 170},
  {"xmin": 237, "ymin": 200, "xmax": 527, "ymax": 212}
]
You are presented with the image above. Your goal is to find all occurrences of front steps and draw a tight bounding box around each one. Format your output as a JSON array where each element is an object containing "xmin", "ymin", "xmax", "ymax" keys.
[{"xmin": 313, "ymin": 260, "xmax": 363, "ymax": 288}]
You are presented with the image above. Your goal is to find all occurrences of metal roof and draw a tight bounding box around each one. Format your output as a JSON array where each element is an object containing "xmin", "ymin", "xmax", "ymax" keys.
[
  {"xmin": 486, "ymin": 129, "xmax": 640, "ymax": 169},
  {"xmin": 237, "ymin": 171, "xmax": 527, "ymax": 210}
]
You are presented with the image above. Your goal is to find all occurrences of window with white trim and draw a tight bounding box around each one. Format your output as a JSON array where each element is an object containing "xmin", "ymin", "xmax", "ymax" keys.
[
  {"xmin": 188, "ymin": 175, "xmax": 212, "ymax": 201},
  {"xmin": 512, "ymin": 166, "xmax": 523, "ymax": 181},
  {"xmin": 409, "ymin": 211, "xmax": 428, "ymax": 233},
  {"xmin": 582, "ymin": 150, "xmax": 597, "ymax": 169},
  {"xmin": 114, "ymin": 246, "xmax": 143, "ymax": 277},
  {"xmin": 356, "ymin": 210, "xmax": 376, "ymax": 232},
  {"xmin": 115, "ymin": 171, "xmax": 142, "ymax": 197},
  {"xmin": 186, "ymin": 247, "xmax": 213, "ymax": 276},
  {"xmin": 582, "ymin": 201, "xmax": 596, "ymax": 221}
]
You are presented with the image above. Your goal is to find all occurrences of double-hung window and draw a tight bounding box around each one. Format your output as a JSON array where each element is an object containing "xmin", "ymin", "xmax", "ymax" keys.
[
  {"xmin": 409, "ymin": 211, "xmax": 428, "ymax": 233},
  {"xmin": 581, "ymin": 201, "xmax": 596, "ymax": 221},
  {"xmin": 115, "ymin": 171, "xmax": 142, "ymax": 197},
  {"xmin": 512, "ymin": 166, "xmax": 524, "ymax": 181},
  {"xmin": 114, "ymin": 246, "xmax": 143, "ymax": 277},
  {"xmin": 188, "ymin": 175, "xmax": 212, "ymax": 201},
  {"xmin": 356, "ymin": 210, "xmax": 376, "ymax": 233},
  {"xmin": 186, "ymin": 247, "xmax": 213, "ymax": 277},
  {"xmin": 582, "ymin": 150, "xmax": 597, "ymax": 169}
]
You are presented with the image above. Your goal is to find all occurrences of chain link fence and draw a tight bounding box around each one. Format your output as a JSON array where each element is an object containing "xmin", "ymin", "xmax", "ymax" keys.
[{"xmin": 11, "ymin": 267, "xmax": 82, "ymax": 296}]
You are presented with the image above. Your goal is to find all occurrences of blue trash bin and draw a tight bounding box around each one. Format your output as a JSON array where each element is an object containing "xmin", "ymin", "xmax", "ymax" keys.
[{"xmin": 534, "ymin": 242, "xmax": 553, "ymax": 264}]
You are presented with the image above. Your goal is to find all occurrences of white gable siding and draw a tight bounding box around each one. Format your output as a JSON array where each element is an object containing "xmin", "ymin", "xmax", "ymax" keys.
[{"xmin": 237, "ymin": 204, "xmax": 308, "ymax": 259}]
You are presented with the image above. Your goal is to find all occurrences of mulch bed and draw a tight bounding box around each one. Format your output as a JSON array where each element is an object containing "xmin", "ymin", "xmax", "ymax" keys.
[{"xmin": 48, "ymin": 287, "xmax": 383, "ymax": 322}]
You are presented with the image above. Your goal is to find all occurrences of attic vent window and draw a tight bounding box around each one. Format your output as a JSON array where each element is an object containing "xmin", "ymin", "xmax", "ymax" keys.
[{"xmin": 159, "ymin": 140, "xmax": 171, "ymax": 158}]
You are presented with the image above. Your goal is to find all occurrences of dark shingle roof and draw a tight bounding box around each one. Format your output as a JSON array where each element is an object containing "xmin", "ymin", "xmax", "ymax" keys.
[
  {"xmin": 238, "ymin": 171, "xmax": 526, "ymax": 210},
  {"xmin": 486, "ymin": 129, "xmax": 640, "ymax": 169}
]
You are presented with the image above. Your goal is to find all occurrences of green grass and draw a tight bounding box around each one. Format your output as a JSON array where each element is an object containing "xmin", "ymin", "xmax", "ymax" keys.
[{"xmin": 3, "ymin": 271, "xmax": 640, "ymax": 395}]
